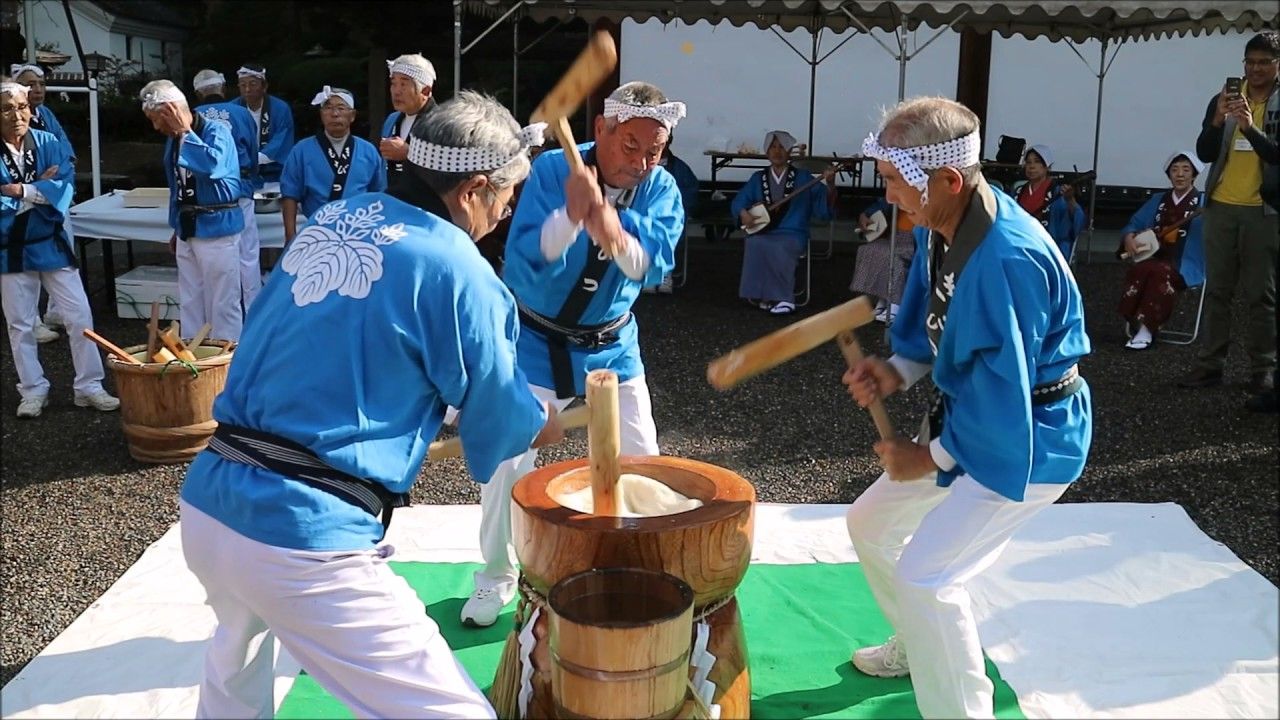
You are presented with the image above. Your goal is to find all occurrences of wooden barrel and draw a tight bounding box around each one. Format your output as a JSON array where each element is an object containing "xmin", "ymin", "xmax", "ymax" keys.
[
  {"xmin": 510, "ymin": 456, "xmax": 754, "ymax": 719},
  {"xmin": 106, "ymin": 340, "xmax": 235, "ymax": 464},
  {"xmin": 549, "ymin": 568, "xmax": 694, "ymax": 720}
]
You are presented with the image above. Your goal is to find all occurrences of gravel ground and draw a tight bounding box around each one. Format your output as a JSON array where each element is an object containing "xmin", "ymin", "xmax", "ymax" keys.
[{"xmin": 2, "ymin": 239, "xmax": 1276, "ymax": 686}]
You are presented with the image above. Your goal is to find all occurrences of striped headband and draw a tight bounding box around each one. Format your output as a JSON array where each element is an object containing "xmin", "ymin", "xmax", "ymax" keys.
[
  {"xmin": 603, "ymin": 98, "xmax": 686, "ymax": 130},
  {"xmin": 861, "ymin": 130, "xmax": 981, "ymax": 207},
  {"xmin": 407, "ymin": 122, "xmax": 546, "ymax": 173}
]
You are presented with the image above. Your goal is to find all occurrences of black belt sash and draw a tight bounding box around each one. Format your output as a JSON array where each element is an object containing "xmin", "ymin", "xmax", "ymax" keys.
[
  {"xmin": 520, "ymin": 303, "xmax": 632, "ymax": 397},
  {"xmin": 926, "ymin": 365, "xmax": 1083, "ymax": 440},
  {"xmin": 207, "ymin": 424, "xmax": 410, "ymax": 535}
]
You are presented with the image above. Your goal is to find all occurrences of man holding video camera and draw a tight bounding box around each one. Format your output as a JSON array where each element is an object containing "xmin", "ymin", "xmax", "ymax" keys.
[{"xmin": 1178, "ymin": 31, "xmax": 1279, "ymax": 398}]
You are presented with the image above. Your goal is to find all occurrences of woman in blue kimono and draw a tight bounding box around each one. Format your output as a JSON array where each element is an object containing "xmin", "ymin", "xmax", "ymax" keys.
[
  {"xmin": 731, "ymin": 130, "xmax": 835, "ymax": 314},
  {"xmin": 1014, "ymin": 144, "xmax": 1086, "ymax": 260}
]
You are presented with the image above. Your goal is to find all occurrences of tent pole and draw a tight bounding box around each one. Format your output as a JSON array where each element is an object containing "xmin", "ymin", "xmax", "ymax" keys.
[
  {"xmin": 24, "ymin": 0, "xmax": 36, "ymax": 63},
  {"xmin": 808, "ymin": 26, "xmax": 819, "ymax": 149},
  {"xmin": 885, "ymin": 16, "xmax": 909, "ymax": 334},
  {"xmin": 1085, "ymin": 37, "xmax": 1108, "ymax": 265},
  {"xmin": 453, "ymin": 0, "xmax": 463, "ymax": 94},
  {"xmin": 89, "ymin": 77, "xmax": 100, "ymax": 197},
  {"xmin": 513, "ymin": 16, "xmax": 519, "ymax": 118}
]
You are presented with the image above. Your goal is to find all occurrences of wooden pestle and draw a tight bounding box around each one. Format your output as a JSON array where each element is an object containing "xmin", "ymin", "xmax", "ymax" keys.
[{"xmin": 585, "ymin": 369, "xmax": 621, "ymax": 516}]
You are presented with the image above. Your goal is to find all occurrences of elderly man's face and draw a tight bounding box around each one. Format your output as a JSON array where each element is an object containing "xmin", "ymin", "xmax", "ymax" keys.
[
  {"xmin": 237, "ymin": 76, "xmax": 266, "ymax": 106},
  {"xmin": 592, "ymin": 116, "xmax": 668, "ymax": 189},
  {"xmin": 1, "ymin": 92, "xmax": 33, "ymax": 137},
  {"xmin": 16, "ymin": 71, "xmax": 45, "ymax": 107},
  {"xmin": 389, "ymin": 74, "xmax": 430, "ymax": 114},
  {"xmin": 877, "ymin": 159, "xmax": 926, "ymax": 219},
  {"xmin": 876, "ymin": 158, "xmax": 965, "ymax": 231},
  {"xmin": 319, "ymin": 98, "xmax": 354, "ymax": 137}
]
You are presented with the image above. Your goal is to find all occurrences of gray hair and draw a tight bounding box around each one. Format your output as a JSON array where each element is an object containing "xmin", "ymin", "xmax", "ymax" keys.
[
  {"xmin": 603, "ymin": 81, "xmax": 669, "ymax": 132},
  {"xmin": 139, "ymin": 79, "xmax": 188, "ymax": 111},
  {"xmin": 877, "ymin": 96, "xmax": 981, "ymax": 183},
  {"xmin": 410, "ymin": 90, "xmax": 531, "ymax": 194}
]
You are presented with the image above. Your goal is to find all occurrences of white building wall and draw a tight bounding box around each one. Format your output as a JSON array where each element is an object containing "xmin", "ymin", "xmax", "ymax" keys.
[{"xmin": 622, "ymin": 18, "xmax": 1250, "ymax": 188}]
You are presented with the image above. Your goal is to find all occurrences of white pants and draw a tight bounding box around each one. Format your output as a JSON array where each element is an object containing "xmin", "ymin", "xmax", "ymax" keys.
[
  {"xmin": 180, "ymin": 501, "xmax": 495, "ymax": 719},
  {"xmin": 846, "ymin": 472, "xmax": 1069, "ymax": 719},
  {"xmin": 177, "ymin": 233, "xmax": 243, "ymax": 341},
  {"xmin": 2, "ymin": 267, "xmax": 106, "ymax": 400},
  {"xmin": 238, "ymin": 198, "xmax": 262, "ymax": 312},
  {"xmin": 475, "ymin": 375, "xmax": 659, "ymax": 593}
]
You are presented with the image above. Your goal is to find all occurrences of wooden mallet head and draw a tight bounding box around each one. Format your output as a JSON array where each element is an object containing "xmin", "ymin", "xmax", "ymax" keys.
[{"xmin": 529, "ymin": 30, "xmax": 618, "ymax": 172}]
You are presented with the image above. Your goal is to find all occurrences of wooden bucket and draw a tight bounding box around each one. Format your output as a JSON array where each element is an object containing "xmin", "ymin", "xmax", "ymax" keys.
[
  {"xmin": 510, "ymin": 456, "xmax": 755, "ymax": 718},
  {"xmin": 106, "ymin": 340, "xmax": 235, "ymax": 464},
  {"xmin": 549, "ymin": 568, "xmax": 694, "ymax": 720}
]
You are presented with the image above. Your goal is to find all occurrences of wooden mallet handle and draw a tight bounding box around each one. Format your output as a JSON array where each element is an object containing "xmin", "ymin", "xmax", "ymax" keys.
[
  {"xmin": 836, "ymin": 331, "xmax": 896, "ymax": 441},
  {"xmin": 427, "ymin": 404, "xmax": 591, "ymax": 461},
  {"xmin": 707, "ymin": 295, "xmax": 877, "ymax": 390},
  {"xmin": 553, "ymin": 117, "xmax": 584, "ymax": 174},
  {"xmin": 83, "ymin": 328, "xmax": 143, "ymax": 365},
  {"xmin": 586, "ymin": 369, "xmax": 621, "ymax": 517}
]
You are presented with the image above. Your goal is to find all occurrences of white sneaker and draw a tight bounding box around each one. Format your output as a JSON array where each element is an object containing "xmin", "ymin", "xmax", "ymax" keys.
[
  {"xmin": 658, "ymin": 274, "xmax": 674, "ymax": 294},
  {"xmin": 17, "ymin": 396, "xmax": 49, "ymax": 419},
  {"xmin": 42, "ymin": 310, "xmax": 65, "ymax": 330},
  {"xmin": 460, "ymin": 586, "xmax": 513, "ymax": 628},
  {"xmin": 74, "ymin": 391, "xmax": 121, "ymax": 412},
  {"xmin": 33, "ymin": 323, "xmax": 60, "ymax": 344},
  {"xmin": 851, "ymin": 635, "xmax": 911, "ymax": 678}
]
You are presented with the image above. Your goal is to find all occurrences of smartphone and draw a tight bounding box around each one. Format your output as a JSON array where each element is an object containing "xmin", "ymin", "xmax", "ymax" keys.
[{"xmin": 1225, "ymin": 76, "xmax": 1242, "ymax": 98}]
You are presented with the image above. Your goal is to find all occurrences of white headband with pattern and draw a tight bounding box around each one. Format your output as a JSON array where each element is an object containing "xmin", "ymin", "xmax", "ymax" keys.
[
  {"xmin": 237, "ymin": 66, "xmax": 267, "ymax": 80},
  {"xmin": 1, "ymin": 82, "xmax": 29, "ymax": 98},
  {"xmin": 861, "ymin": 130, "xmax": 981, "ymax": 206},
  {"xmin": 603, "ymin": 98, "xmax": 686, "ymax": 130},
  {"xmin": 193, "ymin": 72, "xmax": 225, "ymax": 92},
  {"xmin": 141, "ymin": 86, "xmax": 187, "ymax": 111},
  {"xmin": 9, "ymin": 63, "xmax": 43, "ymax": 79},
  {"xmin": 386, "ymin": 60, "xmax": 435, "ymax": 90},
  {"xmin": 407, "ymin": 122, "xmax": 546, "ymax": 173},
  {"xmin": 311, "ymin": 86, "xmax": 355, "ymax": 109}
]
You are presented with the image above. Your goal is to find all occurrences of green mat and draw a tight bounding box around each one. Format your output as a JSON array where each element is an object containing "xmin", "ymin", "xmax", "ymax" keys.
[{"xmin": 276, "ymin": 562, "xmax": 1024, "ymax": 719}]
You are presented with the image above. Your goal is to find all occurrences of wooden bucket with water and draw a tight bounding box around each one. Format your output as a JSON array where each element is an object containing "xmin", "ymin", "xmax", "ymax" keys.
[
  {"xmin": 549, "ymin": 568, "xmax": 694, "ymax": 719},
  {"xmin": 106, "ymin": 340, "xmax": 235, "ymax": 464}
]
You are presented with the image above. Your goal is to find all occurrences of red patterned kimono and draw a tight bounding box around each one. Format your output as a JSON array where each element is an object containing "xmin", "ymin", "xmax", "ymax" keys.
[{"xmin": 1117, "ymin": 190, "xmax": 1200, "ymax": 331}]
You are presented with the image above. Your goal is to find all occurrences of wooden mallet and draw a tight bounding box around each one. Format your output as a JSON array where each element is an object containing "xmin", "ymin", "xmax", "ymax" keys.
[
  {"xmin": 529, "ymin": 30, "xmax": 618, "ymax": 173},
  {"xmin": 707, "ymin": 296, "xmax": 878, "ymax": 390},
  {"xmin": 427, "ymin": 403, "xmax": 591, "ymax": 461}
]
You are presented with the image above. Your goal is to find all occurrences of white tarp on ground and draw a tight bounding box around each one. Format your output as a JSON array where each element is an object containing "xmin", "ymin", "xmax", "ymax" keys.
[{"xmin": 2, "ymin": 502, "xmax": 1276, "ymax": 719}]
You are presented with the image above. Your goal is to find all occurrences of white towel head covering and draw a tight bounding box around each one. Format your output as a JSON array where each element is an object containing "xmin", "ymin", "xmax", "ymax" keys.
[
  {"xmin": 139, "ymin": 80, "xmax": 187, "ymax": 111},
  {"xmin": 602, "ymin": 98, "xmax": 686, "ymax": 130},
  {"xmin": 311, "ymin": 85, "xmax": 355, "ymax": 110},
  {"xmin": 1, "ymin": 82, "xmax": 30, "ymax": 99},
  {"xmin": 387, "ymin": 54, "xmax": 436, "ymax": 92},
  {"xmin": 1164, "ymin": 150, "xmax": 1205, "ymax": 176},
  {"xmin": 861, "ymin": 129, "xmax": 981, "ymax": 207},
  {"xmin": 236, "ymin": 65, "xmax": 267, "ymax": 81},
  {"xmin": 9, "ymin": 63, "xmax": 44, "ymax": 79},
  {"xmin": 192, "ymin": 69, "xmax": 226, "ymax": 93},
  {"xmin": 764, "ymin": 130, "xmax": 798, "ymax": 153},
  {"xmin": 408, "ymin": 122, "xmax": 546, "ymax": 174},
  {"xmin": 1023, "ymin": 144, "xmax": 1054, "ymax": 168}
]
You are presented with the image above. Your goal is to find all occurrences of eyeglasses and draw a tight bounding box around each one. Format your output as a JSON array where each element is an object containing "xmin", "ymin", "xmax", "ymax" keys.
[
  {"xmin": 0, "ymin": 103, "xmax": 31, "ymax": 116},
  {"xmin": 1243, "ymin": 57, "xmax": 1279, "ymax": 68},
  {"xmin": 320, "ymin": 104, "xmax": 351, "ymax": 114},
  {"xmin": 484, "ymin": 186, "xmax": 513, "ymax": 220}
]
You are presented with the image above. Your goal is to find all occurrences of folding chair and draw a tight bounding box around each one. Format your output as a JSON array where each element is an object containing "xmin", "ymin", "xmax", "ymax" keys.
[
  {"xmin": 794, "ymin": 232, "xmax": 813, "ymax": 308},
  {"xmin": 1159, "ymin": 280, "xmax": 1207, "ymax": 345}
]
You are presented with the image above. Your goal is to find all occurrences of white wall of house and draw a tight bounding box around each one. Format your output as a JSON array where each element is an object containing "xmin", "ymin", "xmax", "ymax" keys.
[
  {"xmin": 21, "ymin": 0, "xmax": 183, "ymax": 78},
  {"xmin": 622, "ymin": 19, "xmax": 1249, "ymax": 188}
]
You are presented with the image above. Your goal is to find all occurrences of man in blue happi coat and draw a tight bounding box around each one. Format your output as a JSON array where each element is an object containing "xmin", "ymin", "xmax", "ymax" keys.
[
  {"xmin": 460, "ymin": 81, "xmax": 687, "ymax": 628},
  {"xmin": 233, "ymin": 63, "xmax": 294, "ymax": 187},
  {"xmin": 178, "ymin": 91, "xmax": 560, "ymax": 718},
  {"xmin": 381, "ymin": 53, "xmax": 439, "ymax": 202},
  {"xmin": 281, "ymin": 86, "xmax": 386, "ymax": 245},
  {"xmin": 194, "ymin": 68, "xmax": 263, "ymax": 312},
  {"xmin": 2, "ymin": 79, "xmax": 118, "ymax": 418},
  {"xmin": 844, "ymin": 97, "xmax": 1092, "ymax": 719},
  {"xmin": 142, "ymin": 80, "xmax": 245, "ymax": 341}
]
